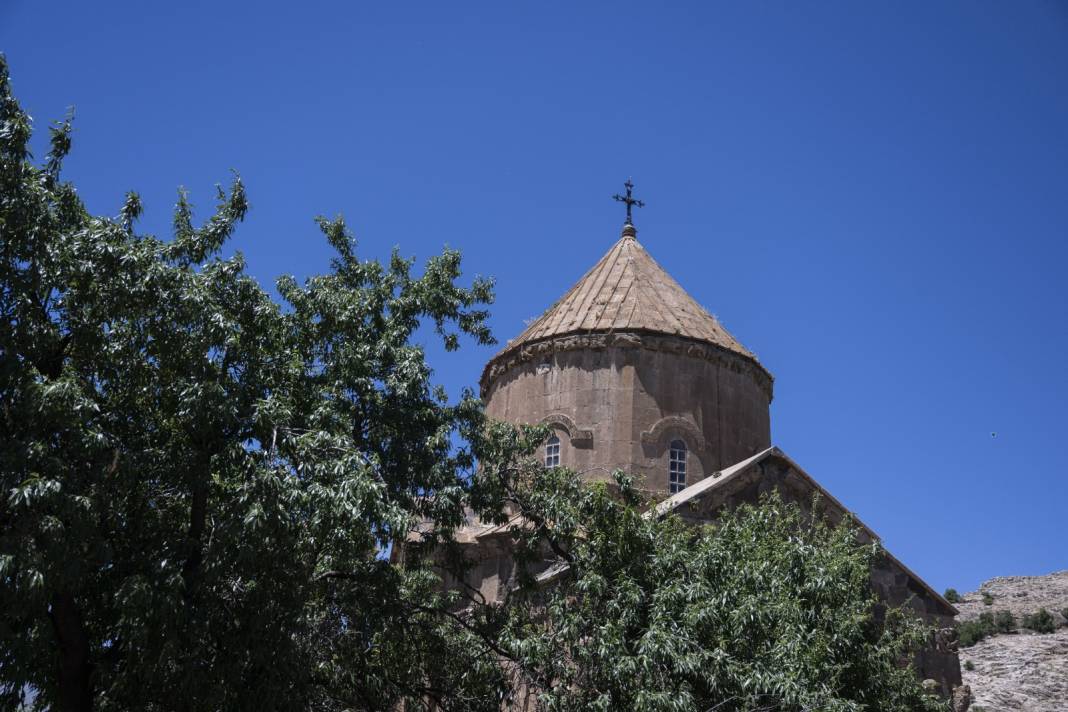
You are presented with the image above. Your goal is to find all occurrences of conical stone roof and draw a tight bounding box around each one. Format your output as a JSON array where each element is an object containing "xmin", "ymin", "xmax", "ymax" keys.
[{"xmin": 487, "ymin": 224, "xmax": 767, "ymax": 374}]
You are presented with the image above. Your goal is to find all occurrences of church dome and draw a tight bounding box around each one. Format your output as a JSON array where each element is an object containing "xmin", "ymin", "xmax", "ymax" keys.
[
  {"xmin": 481, "ymin": 224, "xmax": 772, "ymax": 392},
  {"xmin": 480, "ymin": 221, "xmax": 774, "ymax": 494}
]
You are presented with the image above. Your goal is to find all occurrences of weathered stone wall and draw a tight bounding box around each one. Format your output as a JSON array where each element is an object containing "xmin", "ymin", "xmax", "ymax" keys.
[{"xmin": 482, "ymin": 332, "xmax": 772, "ymax": 493}]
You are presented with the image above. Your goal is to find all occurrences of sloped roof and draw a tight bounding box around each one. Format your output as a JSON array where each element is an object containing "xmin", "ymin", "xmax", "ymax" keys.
[
  {"xmin": 655, "ymin": 446, "xmax": 958, "ymax": 615},
  {"xmin": 539, "ymin": 445, "xmax": 958, "ymax": 616},
  {"xmin": 492, "ymin": 225, "xmax": 760, "ymax": 364}
]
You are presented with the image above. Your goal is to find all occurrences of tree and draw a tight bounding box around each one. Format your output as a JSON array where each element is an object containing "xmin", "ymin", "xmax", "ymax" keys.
[
  {"xmin": 477, "ymin": 449, "xmax": 947, "ymax": 712},
  {"xmin": 0, "ymin": 55, "xmax": 501, "ymax": 711},
  {"xmin": 1, "ymin": 54, "xmax": 946, "ymax": 712}
]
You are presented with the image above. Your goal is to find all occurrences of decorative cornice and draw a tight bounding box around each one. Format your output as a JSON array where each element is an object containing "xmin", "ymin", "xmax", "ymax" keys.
[
  {"xmin": 539, "ymin": 413, "xmax": 593, "ymax": 446},
  {"xmin": 480, "ymin": 330, "xmax": 774, "ymax": 401},
  {"xmin": 640, "ymin": 416, "xmax": 706, "ymax": 451}
]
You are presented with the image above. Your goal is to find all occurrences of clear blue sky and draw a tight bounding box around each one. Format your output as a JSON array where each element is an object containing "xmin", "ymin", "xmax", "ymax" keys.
[{"xmin": 3, "ymin": 1, "xmax": 1066, "ymax": 594}]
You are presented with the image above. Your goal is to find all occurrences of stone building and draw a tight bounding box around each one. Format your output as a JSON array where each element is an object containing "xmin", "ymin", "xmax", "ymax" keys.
[{"xmin": 444, "ymin": 214, "xmax": 961, "ymax": 695}]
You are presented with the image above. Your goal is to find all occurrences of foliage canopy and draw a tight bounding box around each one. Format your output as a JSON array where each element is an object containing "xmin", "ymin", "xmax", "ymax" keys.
[
  {"xmin": 1, "ymin": 57, "xmax": 945, "ymax": 712},
  {"xmin": 485, "ymin": 460, "xmax": 945, "ymax": 712},
  {"xmin": 0, "ymin": 54, "xmax": 499, "ymax": 711}
]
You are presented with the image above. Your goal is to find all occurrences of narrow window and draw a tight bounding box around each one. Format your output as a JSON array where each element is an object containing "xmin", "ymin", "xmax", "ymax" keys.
[
  {"xmin": 545, "ymin": 434, "xmax": 560, "ymax": 468},
  {"xmin": 669, "ymin": 439, "xmax": 687, "ymax": 494}
]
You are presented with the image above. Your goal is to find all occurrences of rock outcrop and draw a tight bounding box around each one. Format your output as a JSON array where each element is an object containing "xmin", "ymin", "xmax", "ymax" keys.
[{"xmin": 955, "ymin": 571, "xmax": 1068, "ymax": 711}]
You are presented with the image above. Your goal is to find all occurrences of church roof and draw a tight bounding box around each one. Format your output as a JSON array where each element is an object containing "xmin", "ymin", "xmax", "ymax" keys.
[
  {"xmin": 490, "ymin": 224, "xmax": 764, "ymax": 367},
  {"xmin": 536, "ymin": 445, "xmax": 958, "ymax": 617}
]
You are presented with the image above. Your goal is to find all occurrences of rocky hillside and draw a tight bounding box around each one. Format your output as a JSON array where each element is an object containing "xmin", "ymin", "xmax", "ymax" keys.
[{"xmin": 954, "ymin": 571, "xmax": 1068, "ymax": 711}]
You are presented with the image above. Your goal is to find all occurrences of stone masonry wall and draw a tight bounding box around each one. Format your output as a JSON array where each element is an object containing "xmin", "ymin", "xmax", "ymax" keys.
[{"xmin": 482, "ymin": 333, "xmax": 771, "ymax": 494}]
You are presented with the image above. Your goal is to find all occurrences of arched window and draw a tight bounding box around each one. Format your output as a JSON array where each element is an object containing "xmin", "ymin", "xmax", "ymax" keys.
[
  {"xmin": 669, "ymin": 439, "xmax": 687, "ymax": 494},
  {"xmin": 545, "ymin": 434, "xmax": 560, "ymax": 468}
]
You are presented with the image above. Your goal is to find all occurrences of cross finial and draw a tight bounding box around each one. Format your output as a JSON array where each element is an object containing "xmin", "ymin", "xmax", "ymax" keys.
[{"xmin": 612, "ymin": 178, "xmax": 645, "ymax": 227}]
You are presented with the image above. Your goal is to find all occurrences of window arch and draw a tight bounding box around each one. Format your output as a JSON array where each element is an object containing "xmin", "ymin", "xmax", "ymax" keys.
[
  {"xmin": 669, "ymin": 439, "xmax": 687, "ymax": 494},
  {"xmin": 545, "ymin": 434, "xmax": 561, "ymax": 468}
]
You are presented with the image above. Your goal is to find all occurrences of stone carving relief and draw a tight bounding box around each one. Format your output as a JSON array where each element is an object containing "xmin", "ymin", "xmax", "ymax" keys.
[
  {"xmin": 640, "ymin": 415, "xmax": 706, "ymax": 452},
  {"xmin": 539, "ymin": 413, "xmax": 593, "ymax": 447},
  {"xmin": 640, "ymin": 415, "xmax": 713, "ymax": 476},
  {"xmin": 481, "ymin": 331, "xmax": 774, "ymax": 401}
]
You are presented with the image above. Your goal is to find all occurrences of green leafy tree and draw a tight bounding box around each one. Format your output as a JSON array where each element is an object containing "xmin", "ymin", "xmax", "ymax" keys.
[
  {"xmin": 0, "ymin": 56, "xmax": 501, "ymax": 712},
  {"xmin": 483, "ymin": 450, "xmax": 947, "ymax": 712},
  {"xmin": 957, "ymin": 618, "xmax": 989, "ymax": 648},
  {"xmin": 1022, "ymin": 609, "xmax": 1055, "ymax": 634},
  {"xmin": 993, "ymin": 609, "xmax": 1015, "ymax": 633},
  {"xmin": 2, "ymin": 54, "xmax": 948, "ymax": 712}
]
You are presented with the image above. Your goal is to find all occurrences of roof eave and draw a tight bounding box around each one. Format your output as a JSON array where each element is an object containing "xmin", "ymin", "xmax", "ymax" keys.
[{"xmin": 479, "ymin": 328, "xmax": 773, "ymax": 398}]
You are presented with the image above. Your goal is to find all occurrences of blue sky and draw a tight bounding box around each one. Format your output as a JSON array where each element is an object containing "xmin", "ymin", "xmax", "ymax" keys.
[{"xmin": 2, "ymin": 1, "xmax": 1065, "ymax": 594}]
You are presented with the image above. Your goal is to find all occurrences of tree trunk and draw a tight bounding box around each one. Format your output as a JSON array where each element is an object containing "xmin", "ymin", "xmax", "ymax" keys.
[
  {"xmin": 49, "ymin": 591, "xmax": 93, "ymax": 712},
  {"xmin": 181, "ymin": 451, "xmax": 213, "ymax": 601}
]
